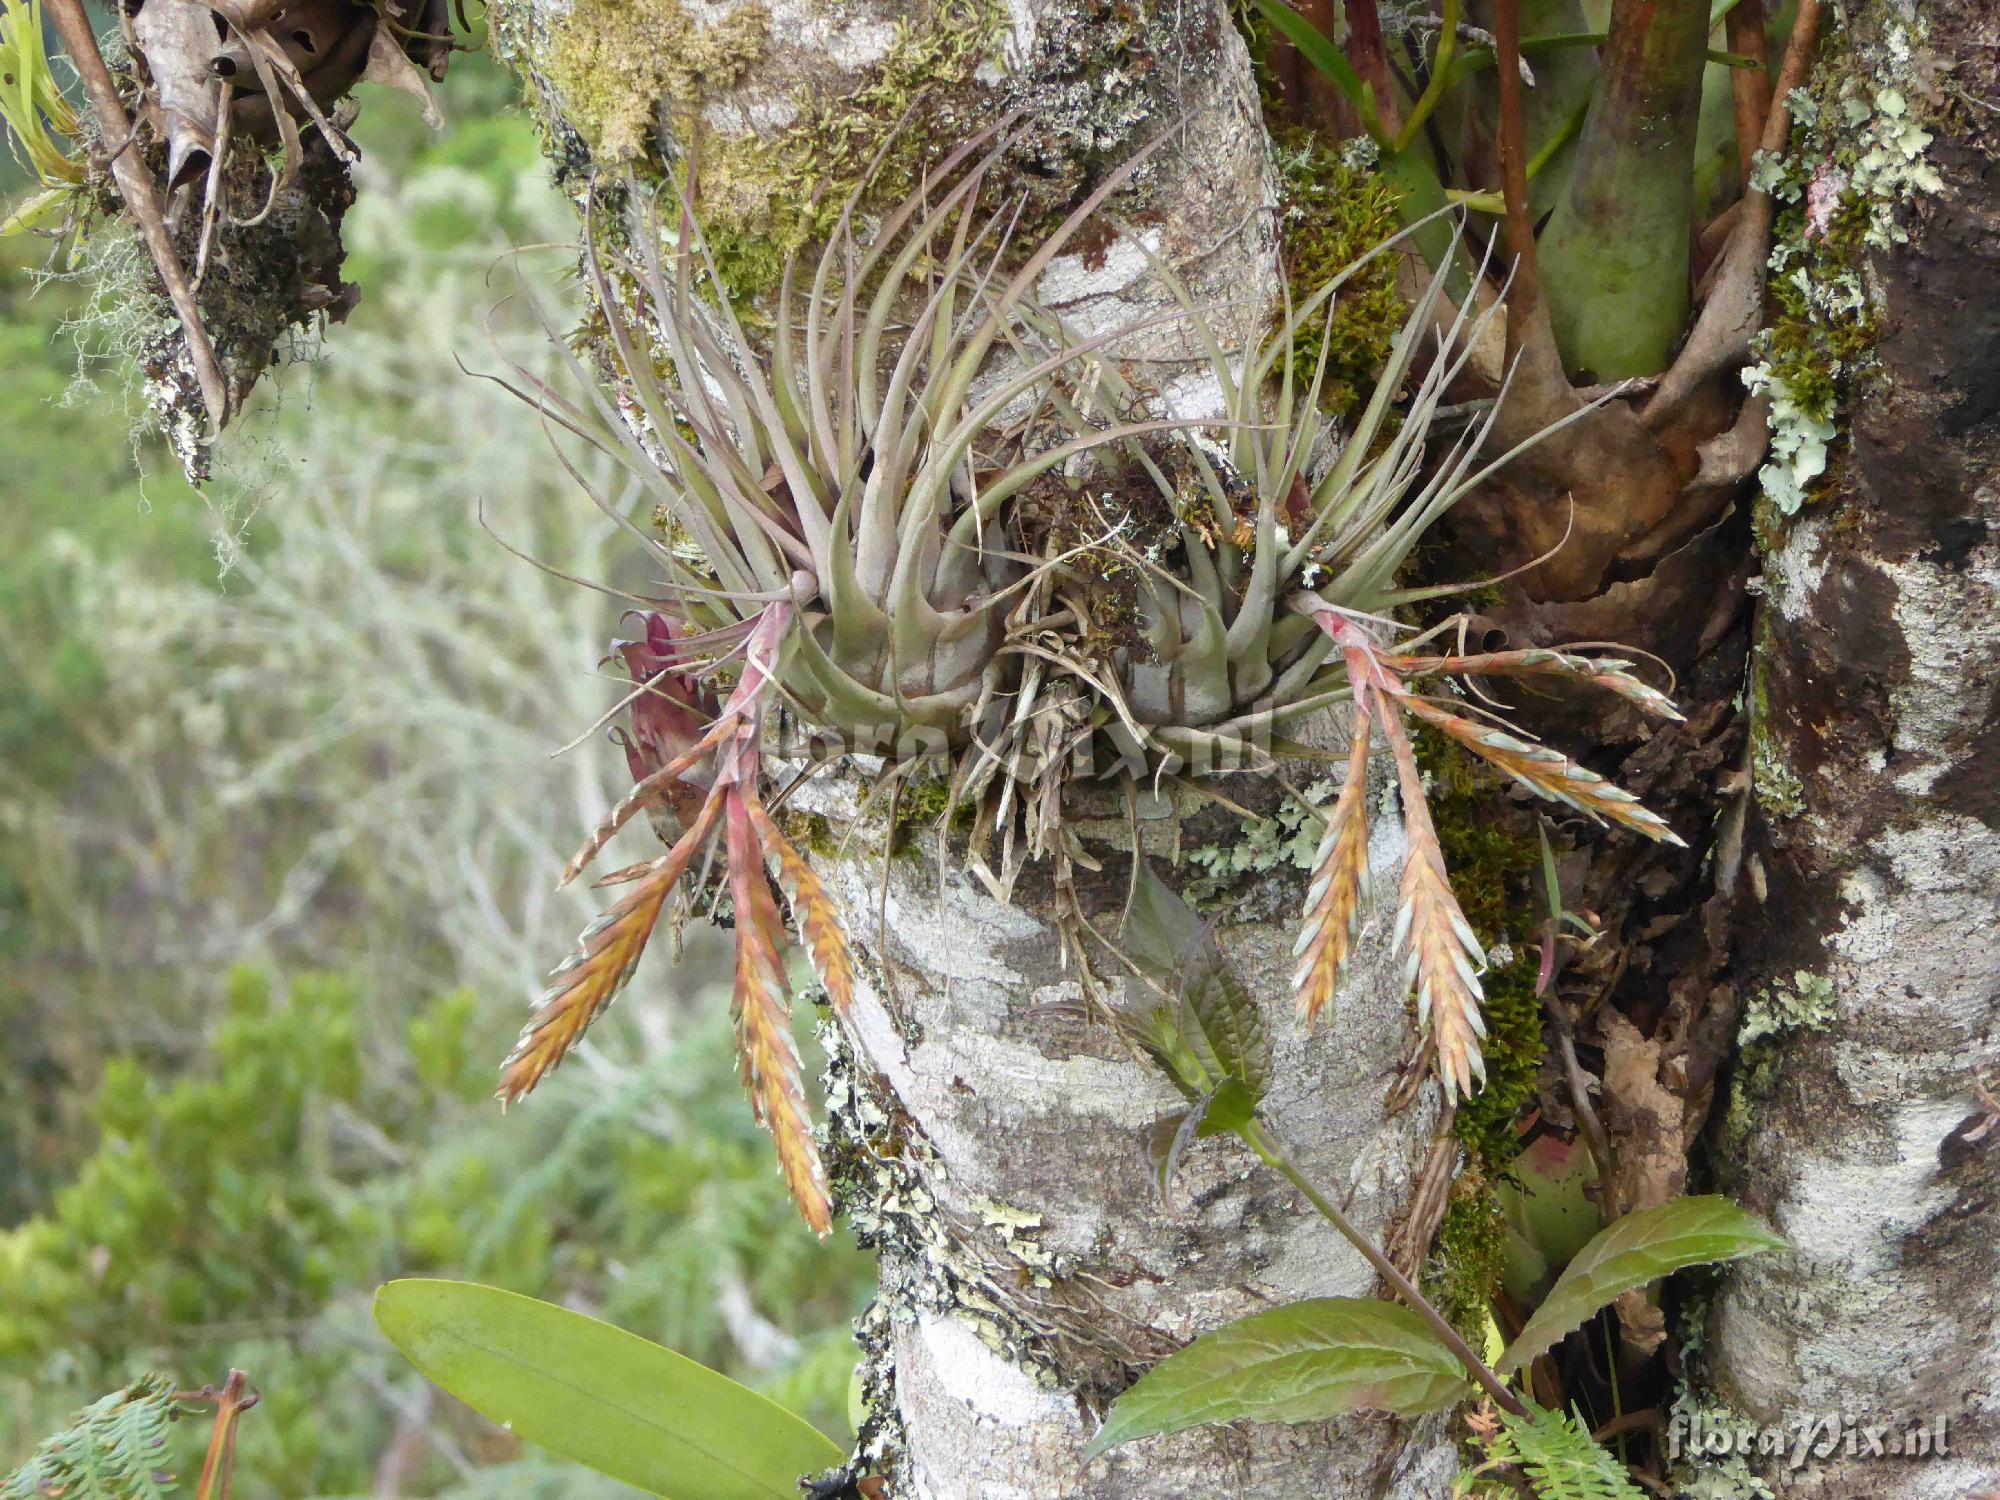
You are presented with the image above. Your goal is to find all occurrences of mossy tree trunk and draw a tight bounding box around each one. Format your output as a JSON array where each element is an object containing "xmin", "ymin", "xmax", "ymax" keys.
[
  {"xmin": 493, "ymin": 1, "xmax": 1459, "ymax": 1494},
  {"xmin": 1703, "ymin": 0, "xmax": 2000, "ymax": 1489}
]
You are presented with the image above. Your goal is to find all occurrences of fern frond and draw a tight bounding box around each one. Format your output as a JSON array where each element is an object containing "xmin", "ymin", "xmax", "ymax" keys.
[
  {"xmin": 1292, "ymin": 692, "xmax": 1373, "ymax": 1027},
  {"xmin": 1485, "ymin": 1404, "xmax": 1647, "ymax": 1500},
  {"xmin": 1388, "ymin": 648, "xmax": 1684, "ymax": 723},
  {"xmin": 744, "ymin": 793, "xmax": 854, "ymax": 1017},
  {"xmin": 725, "ymin": 794, "xmax": 833, "ymax": 1235},
  {"xmin": 501, "ymin": 789, "xmax": 723, "ymax": 1105},
  {"xmin": 1380, "ymin": 701, "xmax": 1488, "ymax": 1105},
  {"xmin": 3, "ymin": 1376, "xmax": 178, "ymax": 1500},
  {"xmin": 1400, "ymin": 696, "xmax": 1683, "ymax": 846}
]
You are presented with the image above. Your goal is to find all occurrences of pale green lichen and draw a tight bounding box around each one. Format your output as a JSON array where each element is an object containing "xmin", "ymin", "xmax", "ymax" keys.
[
  {"xmin": 819, "ymin": 1013, "xmax": 1075, "ymax": 1481},
  {"xmin": 1183, "ymin": 777, "xmax": 1335, "ymax": 906},
  {"xmin": 1752, "ymin": 734, "xmax": 1807, "ymax": 819},
  {"xmin": 1737, "ymin": 970, "xmax": 1837, "ymax": 1050},
  {"xmin": 1745, "ymin": 6, "xmax": 1939, "ymax": 528},
  {"xmin": 542, "ymin": 0, "xmax": 770, "ymax": 166}
]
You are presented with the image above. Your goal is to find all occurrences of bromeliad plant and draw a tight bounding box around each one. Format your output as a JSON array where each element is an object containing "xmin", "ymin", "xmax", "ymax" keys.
[
  {"xmin": 494, "ymin": 128, "xmax": 1207, "ymax": 1231},
  {"xmin": 503, "ymin": 131, "xmax": 1690, "ymax": 1223},
  {"xmin": 1022, "ymin": 231, "xmax": 1687, "ymax": 1098}
]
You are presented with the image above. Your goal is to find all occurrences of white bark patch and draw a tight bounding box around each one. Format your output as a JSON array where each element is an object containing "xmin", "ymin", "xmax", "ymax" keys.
[
  {"xmin": 916, "ymin": 1313, "xmax": 1077, "ymax": 1426},
  {"xmin": 1037, "ymin": 230, "xmax": 1161, "ymax": 307}
]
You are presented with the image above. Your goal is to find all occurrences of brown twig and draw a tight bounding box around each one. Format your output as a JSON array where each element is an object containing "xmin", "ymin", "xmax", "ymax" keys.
[
  {"xmin": 173, "ymin": 1370, "xmax": 258, "ymax": 1500},
  {"xmin": 1491, "ymin": 0, "xmax": 1542, "ymax": 360},
  {"xmin": 1344, "ymin": 0, "xmax": 1403, "ymax": 139},
  {"xmin": 1726, "ymin": 0, "xmax": 1771, "ymax": 187},
  {"xmin": 41, "ymin": 0, "xmax": 230, "ymax": 432}
]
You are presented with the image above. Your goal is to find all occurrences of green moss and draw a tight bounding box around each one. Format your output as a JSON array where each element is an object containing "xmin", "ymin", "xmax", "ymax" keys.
[
  {"xmin": 1455, "ymin": 960, "xmax": 1542, "ymax": 1171},
  {"xmin": 786, "ymin": 810, "xmax": 840, "ymax": 859},
  {"xmin": 678, "ymin": 0, "xmax": 1006, "ymax": 306},
  {"xmin": 1414, "ymin": 729, "xmax": 1544, "ymax": 1171},
  {"xmin": 1273, "ymin": 132, "xmax": 1406, "ymax": 420},
  {"xmin": 1422, "ymin": 1168, "xmax": 1508, "ymax": 1341},
  {"xmin": 889, "ymin": 773, "xmax": 976, "ymax": 853},
  {"xmin": 542, "ymin": 0, "xmax": 770, "ymax": 166}
]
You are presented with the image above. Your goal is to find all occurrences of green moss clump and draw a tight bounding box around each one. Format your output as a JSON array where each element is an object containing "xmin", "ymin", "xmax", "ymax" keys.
[
  {"xmin": 890, "ymin": 773, "xmax": 976, "ymax": 853},
  {"xmin": 1412, "ymin": 728, "xmax": 1544, "ymax": 1172},
  {"xmin": 543, "ymin": 0, "xmax": 770, "ymax": 166},
  {"xmin": 1273, "ymin": 132, "xmax": 1406, "ymax": 419},
  {"xmin": 785, "ymin": 810, "xmax": 840, "ymax": 859},
  {"xmin": 682, "ymin": 0, "xmax": 1006, "ymax": 306},
  {"xmin": 1454, "ymin": 960, "xmax": 1542, "ymax": 1171},
  {"xmin": 1422, "ymin": 1168, "xmax": 1508, "ymax": 1340}
]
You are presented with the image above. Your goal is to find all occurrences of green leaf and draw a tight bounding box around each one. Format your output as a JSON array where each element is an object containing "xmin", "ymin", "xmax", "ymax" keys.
[
  {"xmin": 1194, "ymin": 1077, "xmax": 1257, "ymax": 1139},
  {"xmin": 1086, "ymin": 1298, "xmax": 1474, "ymax": 1458},
  {"xmin": 1123, "ymin": 859, "xmax": 1268, "ymax": 1099},
  {"xmin": 1496, "ymin": 1196, "xmax": 1786, "ymax": 1375},
  {"xmin": 1249, "ymin": 0, "xmax": 1370, "ymax": 119},
  {"xmin": 373, "ymin": 1279, "xmax": 844, "ymax": 1499},
  {"xmin": 1122, "ymin": 858, "xmax": 1205, "ymax": 978}
]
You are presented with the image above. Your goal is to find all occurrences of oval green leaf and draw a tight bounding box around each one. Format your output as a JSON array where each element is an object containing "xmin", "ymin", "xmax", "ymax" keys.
[
  {"xmin": 1085, "ymin": 1298, "xmax": 1474, "ymax": 1460},
  {"xmin": 1496, "ymin": 1196, "xmax": 1787, "ymax": 1376},
  {"xmin": 373, "ymin": 1279, "xmax": 843, "ymax": 1499}
]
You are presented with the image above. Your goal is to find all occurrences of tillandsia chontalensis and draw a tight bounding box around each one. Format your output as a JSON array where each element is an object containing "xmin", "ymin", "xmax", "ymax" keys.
[{"xmin": 499, "ymin": 130, "xmax": 1687, "ymax": 1226}]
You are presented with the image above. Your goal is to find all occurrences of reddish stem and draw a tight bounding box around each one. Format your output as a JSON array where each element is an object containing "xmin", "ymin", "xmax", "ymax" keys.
[
  {"xmin": 1343, "ymin": 0, "xmax": 1402, "ymax": 139},
  {"xmin": 1727, "ymin": 0, "xmax": 1771, "ymax": 188},
  {"xmin": 1491, "ymin": 0, "xmax": 1544, "ymax": 364}
]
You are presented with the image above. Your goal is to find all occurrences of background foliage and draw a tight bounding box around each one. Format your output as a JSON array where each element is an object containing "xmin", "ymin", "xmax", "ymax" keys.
[{"xmin": 0, "ymin": 51, "xmax": 869, "ymax": 1494}]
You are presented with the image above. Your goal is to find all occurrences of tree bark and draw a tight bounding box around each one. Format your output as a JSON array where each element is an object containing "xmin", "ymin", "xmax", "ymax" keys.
[
  {"xmin": 802, "ymin": 773, "xmax": 1455, "ymax": 1497},
  {"xmin": 1706, "ymin": 0, "xmax": 2000, "ymax": 1491}
]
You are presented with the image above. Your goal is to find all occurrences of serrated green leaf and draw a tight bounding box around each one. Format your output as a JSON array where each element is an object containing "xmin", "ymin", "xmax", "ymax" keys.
[
  {"xmin": 1123, "ymin": 859, "xmax": 1267, "ymax": 1101},
  {"xmin": 1123, "ymin": 858, "xmax": 1204, "ymax": 978},
  {"xmin": 1496, "ymin": 1197, "xmax": 1786, "ymax": 1376},
  {"xmin": 1182, "ymin": 953, "xmax": 1267, "ymax": 1097},
  {"xmin": 373, "ymin": 1279, "xmax": 843, "ymax": 1499},
  {"xmin": 1194, "ymin": 1077, "xmax": 1257, "ymax": 1139},
  {"xmin": 1086, "ymin": 1298, "xmax": 1474, "ymax": 1458}
]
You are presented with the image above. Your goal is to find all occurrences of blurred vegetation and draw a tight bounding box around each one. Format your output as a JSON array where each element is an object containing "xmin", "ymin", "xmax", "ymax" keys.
[{"xmin": 1, "ymin": 46, "xmax": 869, "ymax": 1495}]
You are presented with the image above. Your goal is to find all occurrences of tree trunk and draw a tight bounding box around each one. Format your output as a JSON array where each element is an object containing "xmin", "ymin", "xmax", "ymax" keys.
[
  {"xmin": 494, "ymin": 0, "xmax": 1460, "ymax": 1493},
  {"xmin": 800, "ymin": 773, "xmax": 1455, "ymax": 1497},
  {"xmin": 1706, "ymin": 0, "xmax": 2000, "ymax": 1490}
]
